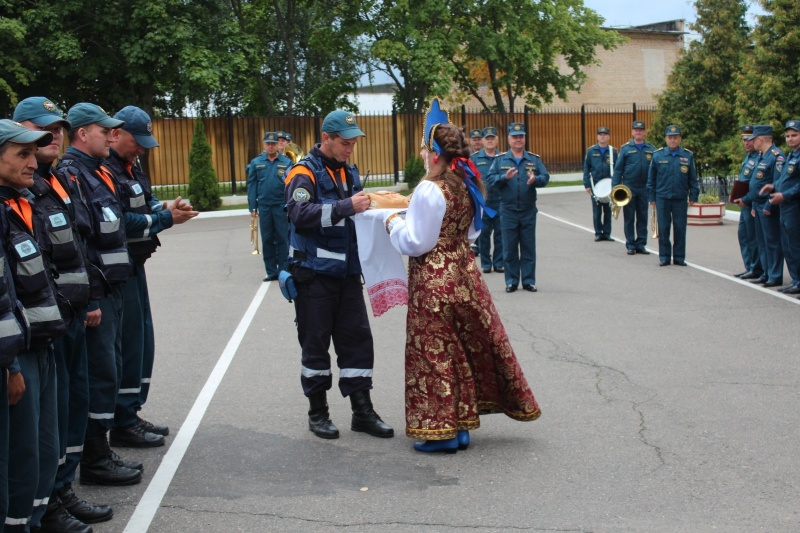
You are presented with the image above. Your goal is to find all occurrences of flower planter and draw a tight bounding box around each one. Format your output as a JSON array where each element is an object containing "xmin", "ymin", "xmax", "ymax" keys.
[{"xmin": 687, "ymin": 202, "xmax": 725, "ymax": 225}]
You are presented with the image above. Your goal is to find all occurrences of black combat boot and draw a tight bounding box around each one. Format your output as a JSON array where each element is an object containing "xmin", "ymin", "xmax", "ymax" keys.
[
  {"xmin": 39, "ymin": 496, "xmax": 92, "ymax": 533},
  {"xmin": 350, "ymin": 389, "xmax": 394, "ymax": 438},
  {"xmin": 79, "ymin": 433, "xmax": 142, "ymax": 486},
  {"xmin": 307, "ymin": 392, "xmax": 339, "ymax": 439},
  {"xmin": 56, "ymin": 484, "xmax": 113, "ymax": 524}
]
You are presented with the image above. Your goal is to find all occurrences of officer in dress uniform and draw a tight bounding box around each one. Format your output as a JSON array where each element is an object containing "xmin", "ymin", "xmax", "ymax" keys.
[
  {"xmin": 737, "ymin": 124, "xmax": 786, "ymax": 287},
  {"xmin": 15, "ymin": 97, "xmax": 113, "ymax": 531},
  {"xmin": 583, "ymin": 126, "xmax": 618, "ymax": 242},
  {"xmin": 57, "ymin": 104, "xmax": 144, "ymax": 487},
  {"xmin": 733, "ymin": 125, "xmax": 763, "ymax": 280},
  {"xmin": 105, "ymin": 106, "xmax": 198, "ymax": 451},
  {"xmin": 485, "ymin": 122, "xmax": 550, "ymax": 293},
  {"xmin": 0, "ymin": 119, "xmax": 65, "ymax": 533},
  {"xmin": 284, "ymin": 110, "xmax": 393, "ymax": 441},
  {"xmin": 247, "ymin": 132, "xmax": 292, "ymax": 281},
  {"xmin": 758, "ymin": 120, "xmax": 800, "ymax": 295},
  {"xmin": 647, "ymin": 125, "xmax": 699, "ymax": 266},
  {"xmin": 470, "ymin": 126, "xmax": 503, "ymax": 273},
  {"xmin": 612, "ymin": 120, "xmax": 655, "ymax": 255}
]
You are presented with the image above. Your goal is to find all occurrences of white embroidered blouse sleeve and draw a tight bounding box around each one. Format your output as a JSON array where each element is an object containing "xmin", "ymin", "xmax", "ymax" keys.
[{"xmin": 389, "ymin": 180, "xmax": 445, "ymax": 257}]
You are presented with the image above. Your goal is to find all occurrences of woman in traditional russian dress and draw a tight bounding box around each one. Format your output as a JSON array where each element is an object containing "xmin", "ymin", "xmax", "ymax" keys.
[{"xmin": 385, "ymin": 100, "xmax": 541, "ymax": 453}]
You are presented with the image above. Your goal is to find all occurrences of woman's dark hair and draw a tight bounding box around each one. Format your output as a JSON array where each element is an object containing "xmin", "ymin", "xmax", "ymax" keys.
[{"xmin": 427, "ymin": 123, "xmax": 485, "ymax": 196}]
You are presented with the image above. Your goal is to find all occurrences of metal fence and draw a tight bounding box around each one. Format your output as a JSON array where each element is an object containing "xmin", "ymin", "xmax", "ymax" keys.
[{"xmin": 142, "ymin": 104, "xmax": 658, "ymax": 195}]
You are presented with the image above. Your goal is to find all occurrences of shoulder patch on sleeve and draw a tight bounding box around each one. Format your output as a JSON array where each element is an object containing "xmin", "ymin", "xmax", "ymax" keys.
[{"xmin": 292, "ymin": 188, "xmax": 311, "ymax": 203}]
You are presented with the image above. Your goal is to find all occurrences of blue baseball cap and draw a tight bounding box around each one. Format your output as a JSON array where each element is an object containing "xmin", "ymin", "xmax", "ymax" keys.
[
  {"xmin": 263, "ymin": 131, "xmax": 278, "ymax": 143},
  {"xmin": 597, "ymin": 126, "xmax": 610, "ymax": 135},
  {"xmin": 508, "ymin": 123, "xmax": 526, "ymax": 136},
  {"xmin": 740, "ymin": 124, "xmax": 754, "ymax": 136},
  {"xmin": 482, "ymin": 126, "xmax": 497, "ymax": 137},
  {"xmin": 276, "ymin": 130, "xmax": 288, "ymax": 140},
  {"xmin": 665, "ymin": 125, "xmax": 682, "ymax": 136},
  {"xmin": 784, "ymin": 120, "xmax": 800, "ymax": 132},
  {"xmin": 321, "ymin": 110, "xmax": 365, "ymax": 139},
  {"xmin": 67, "ymin": 103, "xmax": 124, "ymax": 130},
  {"xmin": 13, "ymin": 97, "xmax": 70, "ymax": 129},
  {"xmin": 632, "ymin": 120, "xmax": 646, "ymax": 129},
  {"xmin": 114, "ymin": 106, "xmax": 159, "ymax": 148},
  {"xmin": 0, "ymin": 119, "xmax": 53, "ymax": 148},
  {"xmin": 469, "ymin": 129, "xmax": 483, "ymax": 139},
  {"xmin": 744, "ymin": 124, "xmax": 772, "ymax": 141}
]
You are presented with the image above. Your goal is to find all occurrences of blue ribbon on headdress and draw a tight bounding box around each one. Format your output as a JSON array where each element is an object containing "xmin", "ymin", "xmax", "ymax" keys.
[{"xmin": 450, "ymin": 157, "xmax": 496, "ymax": 230}]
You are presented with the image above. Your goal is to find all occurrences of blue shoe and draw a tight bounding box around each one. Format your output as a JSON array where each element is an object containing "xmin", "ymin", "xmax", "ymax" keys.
[
  {"xmin": 457, "ymin": 430, "xmax": 470, "ymax": 450},
  {"xmin": 413, "ymin": 438, "xmax": 458, "ymax": 454}
]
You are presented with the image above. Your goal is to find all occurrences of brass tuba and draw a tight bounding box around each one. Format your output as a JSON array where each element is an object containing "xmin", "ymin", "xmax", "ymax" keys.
[
  {"xmin": 284, "ymin": 143, "xmax": 304, "ymax": 164},
  {"xmin": 610, "ymin": 184, "xmax": 632, "ymax": 220}
]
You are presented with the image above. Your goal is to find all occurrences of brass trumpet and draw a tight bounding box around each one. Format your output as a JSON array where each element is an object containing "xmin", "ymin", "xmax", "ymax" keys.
[
  {"xmin": 610, "ymin": 184, "xmax": 632, "ymax": 220},
  {"xmin": 650, "ymin": 203, "xmax": 659, "ymax": 239},
  {"xmin": 250, "ymin": 213, "xmax": 260, "ymax": 255}
]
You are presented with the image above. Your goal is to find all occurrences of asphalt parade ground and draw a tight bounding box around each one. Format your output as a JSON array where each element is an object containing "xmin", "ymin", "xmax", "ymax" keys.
[{"xmin": 86, "ymin": 189, "xmax": 799, "ymax": 533}]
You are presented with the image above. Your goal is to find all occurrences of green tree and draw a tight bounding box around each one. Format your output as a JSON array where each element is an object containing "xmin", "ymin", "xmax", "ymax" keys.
[
  {"xmin": 0, "ymin": 1, "xmax": 30, "ymax": 108},
  {"xmin": 187, "ymin": 119, "xmax": 222, "ymax": 211},
  {"xmin": 651, "ymin": 0, "xmax": 750, "ymax": 178},
  {"xmin": 735, "ymin": 0, "xmax": 800, "ymax": 145},
  {"xmin": 454, "ymin": 0, "xmax": 623, "ymax": 113}
]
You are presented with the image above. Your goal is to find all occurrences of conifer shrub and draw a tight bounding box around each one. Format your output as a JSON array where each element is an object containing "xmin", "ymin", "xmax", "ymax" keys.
[{"xmin": 187, "ymin": 119, "xmax": 221, "ymax": 211}]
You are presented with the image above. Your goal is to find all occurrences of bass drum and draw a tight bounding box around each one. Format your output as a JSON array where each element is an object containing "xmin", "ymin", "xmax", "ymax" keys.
[{"xmin": 592, "ymin": 178, "xmax": 612, "ymax": 204}]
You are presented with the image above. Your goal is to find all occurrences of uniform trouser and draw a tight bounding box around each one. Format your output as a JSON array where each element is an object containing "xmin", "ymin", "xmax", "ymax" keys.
[
  {"xmin": 623, "ymin": 189, "xmax": 648, "ymax": 251},
  {"xmin": 738, "ymin": 205, "xmax": 763, "ymax": 275},
  {"xmin": 259, "ymin": 205, "xmax": 289, "ymax": 278},
  {"xmin": 752, "ymin": 201, "xmax": 784, "ymax": 283},
  {"xmin": 52, "ymin": 313, "xmax": 90, "ymax": 493},
  {"xmin": 478, "ymin": 207, "xmax": 503, "ymax": 269},
  {"xmin": 116, "ymin": 264, "xmax": 154, "ymax": 428},
  {"xmin": 6, "ymin": 347, "xmax": 58, "ymax": 532},
  {"xmin": 1, "ymin": 368, "xmax": 8, "ymax": 528},
  {"xmin": 590, "ymin": 197, "xmax": 612, "ymax": 237},
  {"xmin": 85, "ymin": 284, "xmax": 124, "ymax": 440},
  {"xmin": 779, "ymin": 202, "xmax": 800, "ymax": 285},
  {"xmin": 655, "ymin": 197, "xmax": 688, "ymax": 263},
  {"xmin": 501, "ymin": 206, "xmax": 538, "ymax": 287},
  {"xmin": 294, "ymin": 274, "xmax": 374, "ymax": 398}
]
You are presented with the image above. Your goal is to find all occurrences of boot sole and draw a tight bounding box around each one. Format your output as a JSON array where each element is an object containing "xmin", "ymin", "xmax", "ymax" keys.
[
  {"xmin": 351, "ymin": 425, "xmax": 394, "ymax": 438},
  {"xmin": 309, "ymin": 428, "xmax": 340, "ymax": 439},
  {"xmin": 68, "ymin": 510, "xmax": 114, "ymax": 524},
  {"xmin": 109, "ymin": 438, "xmax": 165, "ymax": 448},
  {"xmin": 80, "ymin": 474, "xmax": 142, "ymax": 486}
]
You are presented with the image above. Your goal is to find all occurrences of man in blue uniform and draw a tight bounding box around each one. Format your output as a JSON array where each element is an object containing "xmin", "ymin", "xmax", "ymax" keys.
[
  {"xmin": 612, "ymin": 120, "xmax": 655, "ymax": 255},
  {"xmin": 485, "ymin": 122, "xmax": 550, "ymax": 293},
  {"xmin": 758, "ymin": 120, "xmax": 800, "ymax": 295},
  {"xmin": 105, "ymin": 106, "xmax": 198, "ymax": 451},
  {"xmin": 0, "ymin": 230, "xmax": 27, "ymax": 530},
  {"xmin": 469, "ymin": 129, "xmax": 483, "ymax": 154},
  {"xmin": 247, "ymin": 132, "xmax": 292, "ymax": 281},
  {"xmin": 733, "ymin": 125, "xmax": 763, "ymax": 280},
  {"xmin": 583, "ymin": 126, "xmax": 617, "ymax": 242},
  {"xmin": 736, "ymin": 124, "xmax": 785, "ymax": 287},
  {"xmin": 647, "ymin": 125, "xmax": 699, "ymax": 266},
  {"xmin": 284, "ymin": 110, "xmax": 393, "ymax": 441},
  {"xmin": 0, "ymin": 119, "xmax": 64, "ymax": 533},
  {"xmin": 470, "ymin": 126, "xmax": 503, "ymax": 273}
]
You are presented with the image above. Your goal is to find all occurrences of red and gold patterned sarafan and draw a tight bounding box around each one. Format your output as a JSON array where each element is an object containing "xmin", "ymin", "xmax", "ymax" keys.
[{"xmin": 405, "ymin": 175, "xmax": 541, "ymax": 440}]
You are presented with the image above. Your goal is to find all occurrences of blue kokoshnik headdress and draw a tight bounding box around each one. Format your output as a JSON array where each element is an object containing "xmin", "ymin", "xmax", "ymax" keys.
[{"xmin": 421, "ymin": 98, "xmax": 496, "ymax": 229}]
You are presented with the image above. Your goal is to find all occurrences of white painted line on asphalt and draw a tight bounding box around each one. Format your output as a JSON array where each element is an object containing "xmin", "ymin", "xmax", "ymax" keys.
[
  {"xmin": 124, "ymin": 282, "xmax": 271, "ymax": 532},
  {"xmin": 540, "ymin": 211, "xmax": 800, "ymax": 305}
]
